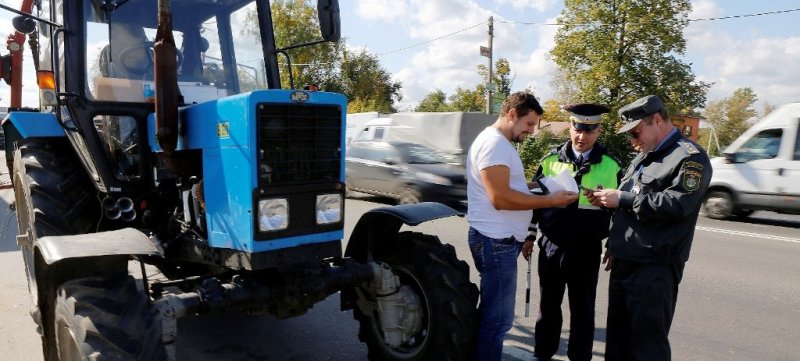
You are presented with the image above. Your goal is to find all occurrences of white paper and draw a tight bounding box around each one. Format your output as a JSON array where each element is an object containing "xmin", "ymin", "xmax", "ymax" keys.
[{"xmin": 539, "ymin": 169, "xmax": 579, "ymax": 194}]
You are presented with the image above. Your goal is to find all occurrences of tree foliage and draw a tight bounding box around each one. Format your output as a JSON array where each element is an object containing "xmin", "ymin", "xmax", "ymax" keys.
[
  {"xmin": 244, "ymin": 0, "xmax": 401, "ymax": 112},
  {"xmin": 415, "ymin": 90, "xmax": 452, "ymax": 112},
  {"xmin": 339, "ymin": 49, "xmax": 403, "ymax": 113},
  {"xmin": 518, "ymin": 128, "xmax": 569, "ymax": 179},
  {"xmin": 417, "ymin": 58, "xmax": 513, "ymax": 113},
  {"xmin": 478, "ymin": 58, "xmax": 514, "ymax": 100},
  {"xmin": 701, "ymin": 87, "xmax": 758, "ymax": 155},
  {"xmin": 541, "ymin": 99, "xmax": 571, "ymax": 123},
  {"xmin": 448, "ymin": 86, "xmax": 486, "ymax": 112},
  {"xmin": 550, "ymin": 0, "xmax": 710, "ymax": 167}
]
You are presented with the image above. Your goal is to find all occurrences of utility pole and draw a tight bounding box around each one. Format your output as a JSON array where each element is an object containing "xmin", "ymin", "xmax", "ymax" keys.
[{"xmin": 486, "ymin": 16, "xmax": 494, "ymax": 114}]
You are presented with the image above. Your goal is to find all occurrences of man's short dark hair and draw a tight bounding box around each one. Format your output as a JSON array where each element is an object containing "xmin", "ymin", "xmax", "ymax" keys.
[{"xmin": 501, "ymin": 92, "xmax": 544, "ymax": 118}]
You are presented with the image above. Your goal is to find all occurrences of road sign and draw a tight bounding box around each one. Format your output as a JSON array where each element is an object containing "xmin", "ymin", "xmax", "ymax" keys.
[{"xmin": 480, "ymin": 46, "xmax": 490, "ymax": 58}]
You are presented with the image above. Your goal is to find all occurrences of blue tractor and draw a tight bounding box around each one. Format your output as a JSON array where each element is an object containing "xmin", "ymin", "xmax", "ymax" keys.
[{"xmin": 1, "ymin": 1, "xmax": 478, "ymax": 360}]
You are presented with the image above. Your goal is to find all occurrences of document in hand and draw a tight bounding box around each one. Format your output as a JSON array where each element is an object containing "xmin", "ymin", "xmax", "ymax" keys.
[{"xmin": 538, "ymin": 169, "xmax": 579, "ymax": 194}]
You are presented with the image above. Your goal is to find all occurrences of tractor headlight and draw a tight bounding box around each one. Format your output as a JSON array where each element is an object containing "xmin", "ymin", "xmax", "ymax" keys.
[
  {"xmin": 316, "ymin": 194, "xmax": 342, "ymax": 225},
  {"xmin": 258, "ymin": 198, "xmax": 288, "ymax": 232}
]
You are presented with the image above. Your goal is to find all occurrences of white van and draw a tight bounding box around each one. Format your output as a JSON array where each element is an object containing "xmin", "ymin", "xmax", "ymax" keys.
[
  {"xmin": 703, "ymin": 102, "xmax": 800, "ymax": 219},
  {"xmin": 351, "ymin": 117, "xmax": 394, "ymax": 143}
]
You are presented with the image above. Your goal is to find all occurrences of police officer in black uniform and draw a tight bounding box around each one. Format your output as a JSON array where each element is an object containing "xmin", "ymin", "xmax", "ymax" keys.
[
  {"xmin": 587, "ymin": 95, "xmax": 712, "ymax": 361},
  {"xmin": 529, "ymin": 104, "xmax": 622, "ymax": 361}
]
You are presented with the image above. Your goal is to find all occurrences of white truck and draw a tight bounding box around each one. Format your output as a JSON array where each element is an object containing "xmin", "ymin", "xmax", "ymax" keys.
[
  {"xmin": 345, "ymin": 112, "xmax": 390, "ymax": 145},
  {"xmin": 703, "ymin": 102, "xmax": 800, "ymax": 219},
  {"xmin": 349, "ymin": 112, "xmax": 496, "ymax": 166}
]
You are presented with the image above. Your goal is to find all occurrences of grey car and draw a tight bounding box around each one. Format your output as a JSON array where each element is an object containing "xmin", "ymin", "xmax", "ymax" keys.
[{"xmin": 345, "ymin": 140, "xmax": 467, "ymax": 206}]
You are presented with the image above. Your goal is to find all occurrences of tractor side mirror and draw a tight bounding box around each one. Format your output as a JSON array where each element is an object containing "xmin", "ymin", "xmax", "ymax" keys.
[
  {"xmin": 12, "ymin": 16, "xmax": 36, "ymax": 34},
  {"xmin": 317, "ymin": 0, "xmax": 341, "ymax": 42}
]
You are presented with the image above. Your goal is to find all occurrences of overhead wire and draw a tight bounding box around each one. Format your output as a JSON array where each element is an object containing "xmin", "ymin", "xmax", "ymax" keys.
[{"xmin": 274, "ymin": 6, "xmax": 800, "ymax": 66}]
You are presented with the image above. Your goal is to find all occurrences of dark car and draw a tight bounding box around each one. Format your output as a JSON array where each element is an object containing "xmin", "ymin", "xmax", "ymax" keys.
[{"xmin": 345, "ymin": 140, "xmax": 467, "ymax": 206}]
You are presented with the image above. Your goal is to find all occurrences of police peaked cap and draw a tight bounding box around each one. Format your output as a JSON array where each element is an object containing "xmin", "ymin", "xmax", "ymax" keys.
[
  {"xmin": 617, "ymin": 95, "xmax": 665, "ymax": 133},
  {"xmin": 563, "ymin": 103, "xmax": 611, "ymax": 131}
]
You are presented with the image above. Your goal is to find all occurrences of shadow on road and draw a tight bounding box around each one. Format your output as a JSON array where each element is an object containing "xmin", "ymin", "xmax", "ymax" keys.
[{"xmin": 0, "ymin": 196, "xmax": 18, "ymax": 253}]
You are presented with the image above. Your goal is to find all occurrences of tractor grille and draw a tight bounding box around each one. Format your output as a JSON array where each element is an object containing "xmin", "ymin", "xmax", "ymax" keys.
[{"xmin": 256, "ymin": 103, "xmax": 342, "ymax": 186}]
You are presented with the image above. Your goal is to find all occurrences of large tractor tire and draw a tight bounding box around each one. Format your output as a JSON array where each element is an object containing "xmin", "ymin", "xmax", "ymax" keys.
[
  {"xmin": 54, "ymin": 275, "xmax": 165, "ymax": 360},
  {"xmin": 354, "ymin": 232, "xmax": 479, "ymax": 361},
  {"xmin": 12, "ymin": 138, "xmax": 107, "ymax": 360}
]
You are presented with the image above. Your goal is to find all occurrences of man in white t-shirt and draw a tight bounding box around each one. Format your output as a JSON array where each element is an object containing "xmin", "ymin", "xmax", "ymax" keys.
[{"xmin": 467, "ymin": 92, "xmax": 578, "ymax": 361}]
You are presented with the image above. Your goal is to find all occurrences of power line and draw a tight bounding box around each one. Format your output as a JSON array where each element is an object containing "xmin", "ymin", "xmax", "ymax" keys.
[
  {"xmin": 375, "ymin": 21, "xmax": 487, "ymax": 57},
  {"xmin": 276, "ymin": 21, "xmax": 488, "ymax": 66},
  {"xmin": 269, "ymin": 6, "xmax": 800, "ymax": 66},
  {"xmin": 369, "ymin": 7, "xmax": 799, "ymax": 58},
  {"xmin": 688, "ymin": 7, "xmax": 800, "ymax": 22},
  {"xmin": 498, "ymin": 7, "xmax": 800, "ymax": 27}
]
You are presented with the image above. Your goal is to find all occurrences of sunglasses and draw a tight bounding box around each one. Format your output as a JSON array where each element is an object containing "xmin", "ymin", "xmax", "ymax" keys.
[{"xmin": 625, "ymin": 116, "xmax": 656, "ymax": 138}]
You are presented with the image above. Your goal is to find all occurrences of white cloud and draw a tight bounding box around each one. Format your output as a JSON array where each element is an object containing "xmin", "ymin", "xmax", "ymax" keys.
[
  {"xmin": 387, "ymin": 0, "xmax": 495, "ymax": 109},
  {"xmin": 493, "ymin": 0, "xmax": 556, "ymax": 12},
  {"xmin": 685, "ymin": 0, "xmax": 725, "ymax": 52},
  {"xmin": 704, "ymin": 36, "xmax": 800, "ymax": 105},
  {"xmin": 355, "ymin": 0, "xmax": 409, "ymax": 22}
]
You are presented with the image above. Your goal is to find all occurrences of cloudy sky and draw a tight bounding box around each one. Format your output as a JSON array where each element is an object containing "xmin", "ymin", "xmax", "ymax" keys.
[
  {"xmin": 1, "ymin": 0, "xmax": 799, "ymax": 112},
  {"xmin": 338, "ymin": 0, "xmax": 800, "ymax": 111}
]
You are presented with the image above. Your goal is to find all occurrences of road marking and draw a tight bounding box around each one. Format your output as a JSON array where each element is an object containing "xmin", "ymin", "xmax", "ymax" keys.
[{"xmin": 696, "ymin": 226, "xmax": 800, "ymax": 244}]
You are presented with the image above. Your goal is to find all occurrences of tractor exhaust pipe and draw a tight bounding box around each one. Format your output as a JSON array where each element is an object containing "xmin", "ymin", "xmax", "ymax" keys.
[
  {"xmin": 102, "ymin": 197, "xmax": 137, "ymax": 222},
  {"xmin": 118, "ymin": 197, "xmax": 137, "ymax": 222},
  {"xmin": 102, "ymin": 197, "xmax": 121, "ymax": 220},
  {"xmin": 154, "ymin": 0, "xmax": 179, "ymax": 155}
]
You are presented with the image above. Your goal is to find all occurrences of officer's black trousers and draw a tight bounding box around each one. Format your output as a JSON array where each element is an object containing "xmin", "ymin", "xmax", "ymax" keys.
[
  {"xmin": 605, "ymin": 260, "xmax": 685, "ymax": 361},
  {"xmin": 534, "ymin": 245, "xmax": 601, "ymax": 361}
]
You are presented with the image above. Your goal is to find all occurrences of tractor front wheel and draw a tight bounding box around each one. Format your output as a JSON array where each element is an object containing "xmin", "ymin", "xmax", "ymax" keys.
[
  {"xmin": 54, "ymin": 275, "xmax": 166, "ymax": 360},
  {"xmin": 354, "ymin": 232, "xmax": 479, "ymax": 361}
]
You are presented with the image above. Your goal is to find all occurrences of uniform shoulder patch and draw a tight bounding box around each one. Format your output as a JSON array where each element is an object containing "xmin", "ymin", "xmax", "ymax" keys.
[
  {"xmin": 683, "ymin": 160, "xmax": 704, "ymax": 171},
  {"xmin": 682, "ymin": 170, "xmax": 702, "ymax": 192},
  {"xmin": 679, "ymin": 141, "xmax": 700, "ymax": 154}
]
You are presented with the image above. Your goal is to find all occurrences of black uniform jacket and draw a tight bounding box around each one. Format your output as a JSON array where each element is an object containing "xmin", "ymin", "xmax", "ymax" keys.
[
  {"xmin": 533, "ymin": 141, "xmax": 622, "ymax": 252},
  {"xmin": 608, "ymin": 130, "xmax": 712, "ymax": 264}
]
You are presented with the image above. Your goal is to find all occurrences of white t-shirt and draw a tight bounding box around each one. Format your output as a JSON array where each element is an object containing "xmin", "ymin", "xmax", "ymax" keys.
[{"xmin": 466, "ymin": 127, "xmax": 532, "ymax": 242}]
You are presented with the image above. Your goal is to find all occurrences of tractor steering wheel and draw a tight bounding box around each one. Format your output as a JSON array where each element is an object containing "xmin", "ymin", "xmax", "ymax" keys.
[{"xmin": 117, "ymin": 42, "xmax": 184, "ymax": 77}]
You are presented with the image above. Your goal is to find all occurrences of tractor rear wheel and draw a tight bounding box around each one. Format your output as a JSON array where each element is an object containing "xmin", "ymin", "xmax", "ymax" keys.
[
  {"xmin": 354, "ymin": 232, "xmax": 479, "ymax": 361},
  {"xmin": 12, "ymin": 138, "xmax": 106, "ymax": 360},
  {"xmin": 54, "ymin": 275, "xmax": 166, "ymax": 360}
]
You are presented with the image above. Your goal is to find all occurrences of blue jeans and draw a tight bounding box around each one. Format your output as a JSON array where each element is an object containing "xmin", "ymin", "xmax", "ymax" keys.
[{"xmin": 468, "ymin": 227, "xmax": 522, "ymax": 361}]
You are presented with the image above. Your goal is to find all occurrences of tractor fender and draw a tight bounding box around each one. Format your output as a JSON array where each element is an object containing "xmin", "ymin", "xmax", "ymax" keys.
[
  {"xmin": 2, "ymin": 112, "xmax": 65, "ymax": 138},
  {"xmin": 32, "ymin": 228, "xmax": 161, "ymax": 265},
  {"xmin": 341, "ymin": 202, "xmax": 460, "ymax": 311},
  {"xmin": 344, "ymin": 202, "xmax": 460, "ymax": 262}
]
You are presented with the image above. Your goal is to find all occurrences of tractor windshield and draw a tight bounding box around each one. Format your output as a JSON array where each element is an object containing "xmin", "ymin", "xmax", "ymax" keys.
[{"xmin": 84, "ymin": 0, "xmax": 266, "ymax": 104}]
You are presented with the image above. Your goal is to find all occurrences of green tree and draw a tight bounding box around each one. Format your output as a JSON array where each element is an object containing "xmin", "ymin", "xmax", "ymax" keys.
[
  {"xmin": 702, "ymin": 87, "xmax": 757, "ymax": 155},
  {"xmin": 761, "ymin": 102, "xmax": 777, "ymax": 117},
  {"xmin": 478, "ymin": 57, "xmax": 514, "ymax": 100},
  {"xmin": 415, "ymin": 90, "xmax": 452, "ymax": 112},
  {"xmin": 244, "ymin": 0, "xmax": 402, "ymax": 111},
  {"xmin": 448, "ymin": 85, "xmax": 486, "ymax": 112},
  {"xmin": 541, "ymin": 99, "xmax": 571, "ymax": 123},
  {"xmin": 551, "ymin": 0, "xmax": 710, "ymax": 166},
  {"xmin": 519, "ymin": 128, "xmax": 569, "ymax": 178},
  {"xmin": 549, "ymin": 68, "xmax": 580, "ymax": 105},
  {"xmin": 339, "ymin": 49, "xmax": 402, "ymax": 112},
  {"xmin": 245, "ymin": 0, "xmax": 342, "ymax": 90}
]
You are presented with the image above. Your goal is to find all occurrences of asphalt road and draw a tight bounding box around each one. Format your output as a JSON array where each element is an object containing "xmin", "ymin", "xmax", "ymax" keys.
[{"xmin": 1, "ymin": 188, "xmax": 799, "ymax": 360}]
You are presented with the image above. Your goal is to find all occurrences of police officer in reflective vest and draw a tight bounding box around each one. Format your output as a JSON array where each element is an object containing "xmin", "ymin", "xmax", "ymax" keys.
[
  {"xmin": 587, "ymin": 95, "xmax": 712, "ymax": 360},
  {"xmin": 530, "ymin": 103, "xmax": 622, "ymax": 361}
]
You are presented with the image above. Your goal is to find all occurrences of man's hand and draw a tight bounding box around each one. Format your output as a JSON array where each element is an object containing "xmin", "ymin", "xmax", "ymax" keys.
[
  {"xmin": 548, "ymin": 190, "xmax": 579, "ymax": 208},
  {"xmin": 588, "ymin": 188, "xmax": 621, "ymax": 208},
  {"xmin": 602, "ymin": 250, "xmax": 614, "ymax": 271},
  {"xmin": 522, "ymin": 239, "xmax": 534, "ymax": 261}
]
